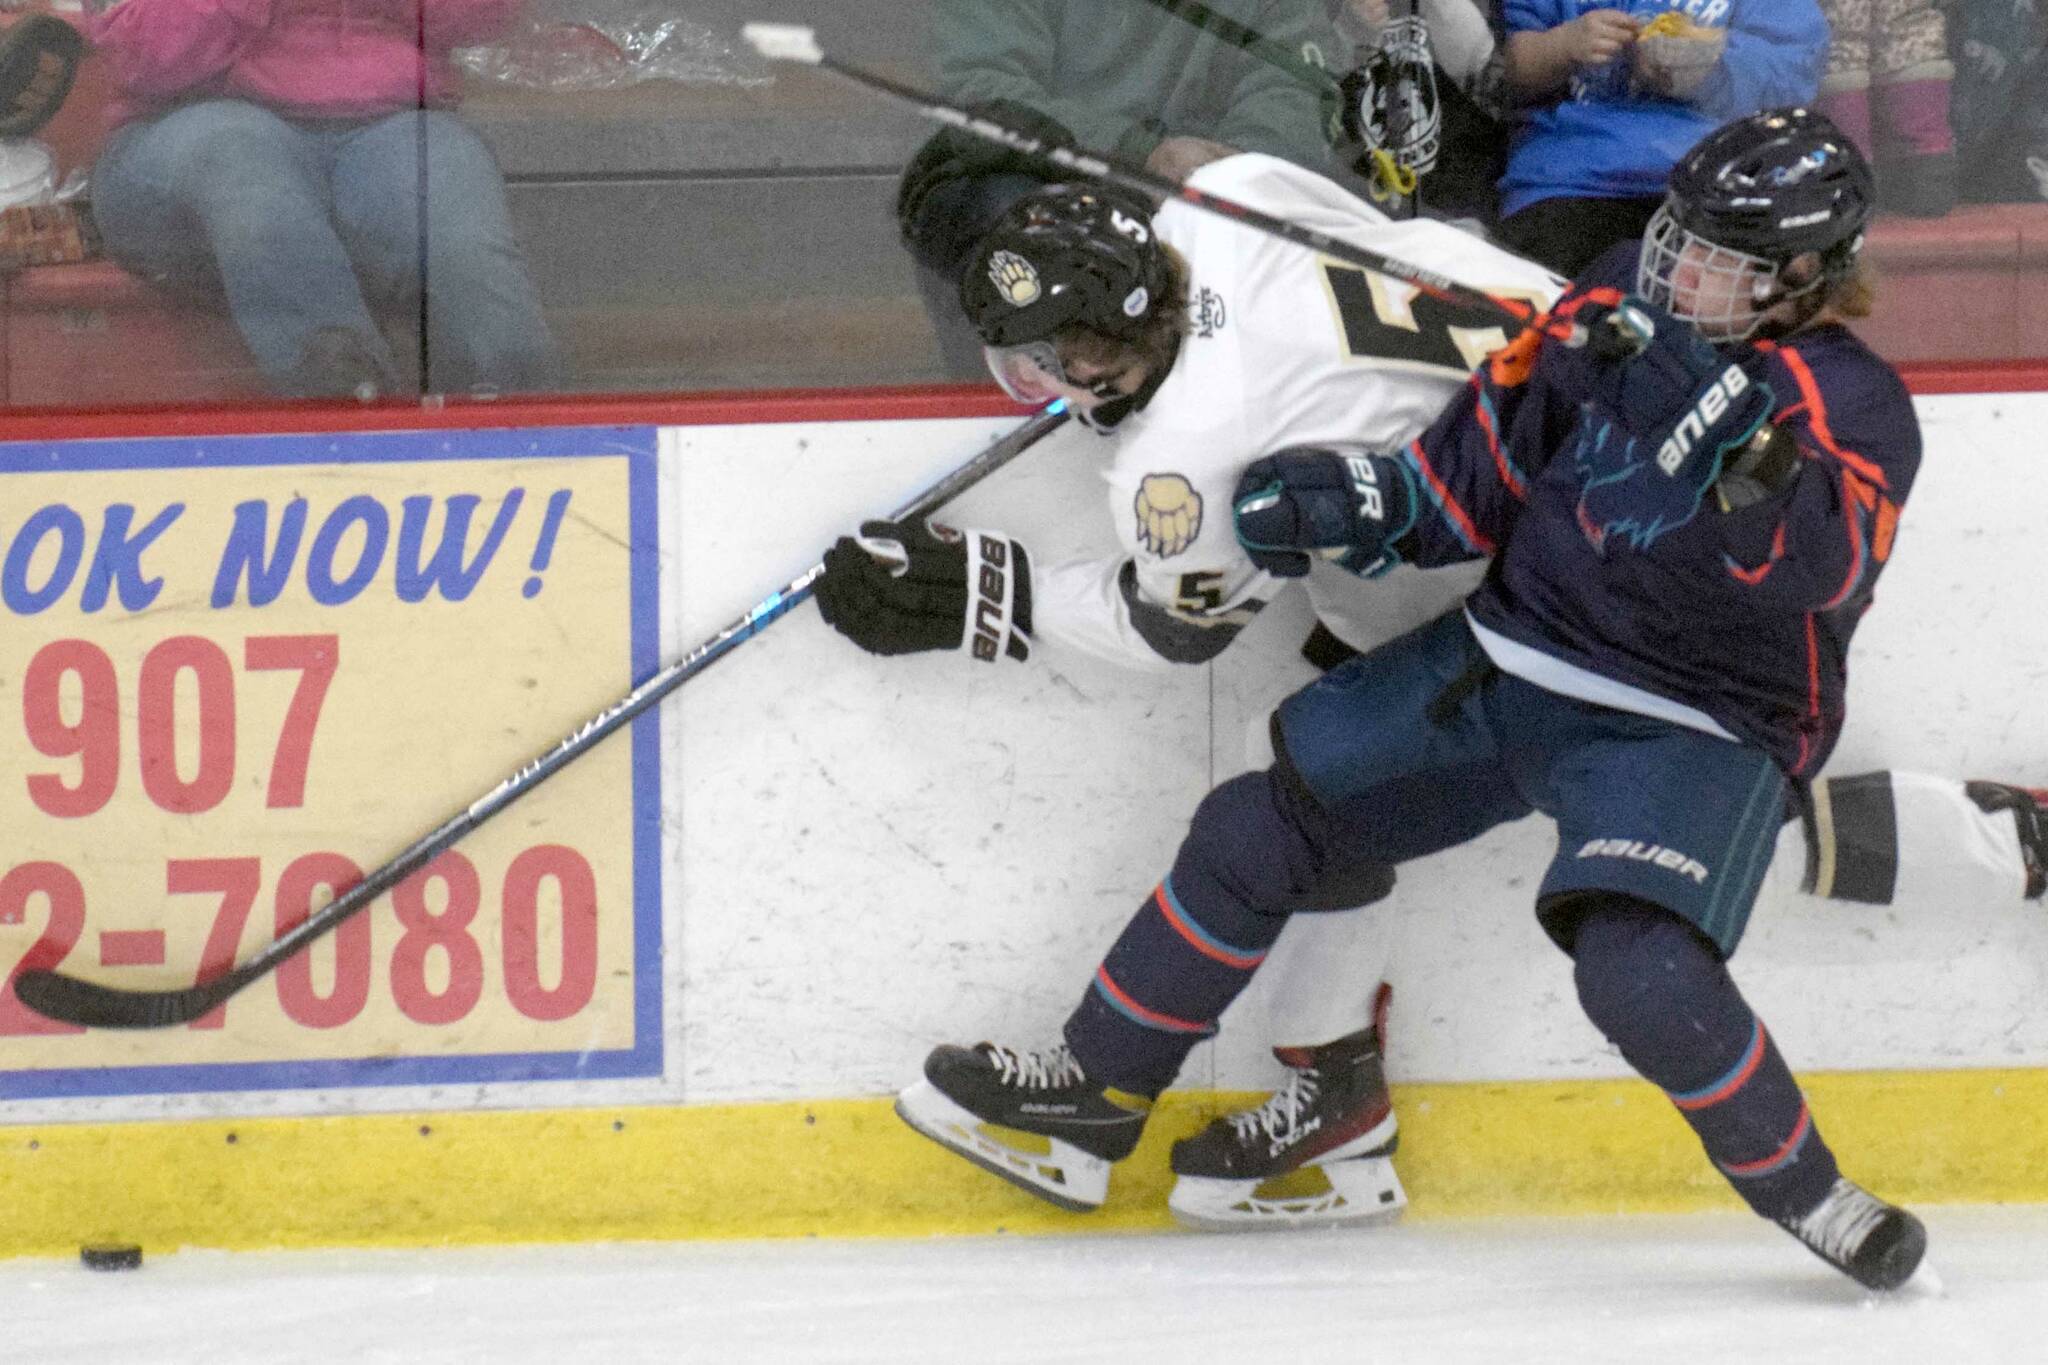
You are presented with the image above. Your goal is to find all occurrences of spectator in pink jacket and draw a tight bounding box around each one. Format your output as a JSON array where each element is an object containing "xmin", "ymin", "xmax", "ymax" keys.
[{"xmin": 88, "ymin": 0, "xmax": 562, "ymax": 398}]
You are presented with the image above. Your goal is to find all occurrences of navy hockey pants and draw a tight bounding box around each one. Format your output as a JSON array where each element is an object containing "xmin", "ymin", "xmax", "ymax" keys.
[{"xmin": 1063, "ymin": 610, "xmax": 1838, "ymax": 1219}]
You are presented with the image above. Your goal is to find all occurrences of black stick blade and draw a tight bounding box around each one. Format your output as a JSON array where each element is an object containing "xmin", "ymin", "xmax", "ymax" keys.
[{"xmin": 11, "ymin": 968, "xmax": 228, "ymax": 1030}]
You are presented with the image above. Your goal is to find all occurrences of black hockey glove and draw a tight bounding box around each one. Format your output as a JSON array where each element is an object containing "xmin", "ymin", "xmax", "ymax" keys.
[
  {"xmin": 1572, "ymin": 297, "xmax": 1776, "ymax": 550},
  {"xmin": 1232, "ymin": 443, "xmax": 1419, "ymax": 580},
  {"xmin": 814, "ymin": 519, "xmax": 1033, "ymax": 663}
]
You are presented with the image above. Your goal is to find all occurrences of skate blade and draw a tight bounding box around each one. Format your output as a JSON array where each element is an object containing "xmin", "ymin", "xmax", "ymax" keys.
[
  {"xmin": 1168, "ymin": 1154, "xmax": 1408, "ymax": 1233},
  {"xmin": 893, "ymin": 1081, "xmax": 1111, "ymax": 1213}
]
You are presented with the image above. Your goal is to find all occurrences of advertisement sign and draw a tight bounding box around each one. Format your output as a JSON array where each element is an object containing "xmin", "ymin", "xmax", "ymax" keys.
[{"xmin": 0, "ymin": 427, "xmax": 662, "ymax": 1098}]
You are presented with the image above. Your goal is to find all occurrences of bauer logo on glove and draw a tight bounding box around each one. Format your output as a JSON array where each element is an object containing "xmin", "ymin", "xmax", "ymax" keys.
[
  {"xmin": 1656, "ymin": 363, "xmax": 1756, "ymax": 476},
  {"xmin": 1232, "ymin": 443, "xmax": 1418, "ymax": 580},
  {"xmin": 814, "ymin": 518, "xmax": 1034, "ymax": 664}
]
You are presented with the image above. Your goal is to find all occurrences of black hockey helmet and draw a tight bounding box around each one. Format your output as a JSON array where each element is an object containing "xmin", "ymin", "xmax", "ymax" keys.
[
  {"xmin": 1638, "ymin": 107, "xmax": 1876, "ymax": 341},
  {"xmin": 959, "ymin": 184, "xmax": 1171, "ymax": 348}
]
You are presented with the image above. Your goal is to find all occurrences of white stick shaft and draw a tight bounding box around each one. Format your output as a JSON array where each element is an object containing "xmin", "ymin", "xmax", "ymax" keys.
[{"xmin": 742, "ymin": 22, "xmax": 825, "ymax": 65}]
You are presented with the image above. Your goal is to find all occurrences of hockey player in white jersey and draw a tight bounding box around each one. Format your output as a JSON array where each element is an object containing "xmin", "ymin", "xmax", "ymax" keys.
[
  {"xmin": 812, "ymin": 153, "xmax": 2048, "ymax": 1226},
  {"xmin": 822, "ymin": 151, "xmax": 1555, "ymax": 1227}
]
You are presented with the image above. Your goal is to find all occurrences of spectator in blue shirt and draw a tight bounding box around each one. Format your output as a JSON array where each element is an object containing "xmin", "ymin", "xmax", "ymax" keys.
[{"xmin": 1493, "ymin": 1, "xmax": 1827, "ymax": 275}]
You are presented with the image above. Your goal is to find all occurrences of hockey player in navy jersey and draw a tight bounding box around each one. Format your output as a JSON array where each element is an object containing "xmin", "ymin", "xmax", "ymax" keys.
[
  {"xmin": 815, "ymin": 110, "xmax": 2044, "ymax": 1251},
  {"xmin": 897, "ymin": 107, "xmax": 1930, "ymax": 1289}
]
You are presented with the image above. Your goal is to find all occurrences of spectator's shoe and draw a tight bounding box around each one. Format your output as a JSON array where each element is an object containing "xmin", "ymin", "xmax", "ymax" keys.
[
  {"xmin": 1167, "ymin": 986, "xmax": 1405, "ymax": 1231},
  {"xmin": 287, "ymin": 326, "xmax": 394, "ymax": 402},
  {"xmin": 1965, "ymin": 781, "xmax": 2047, "ymax": 899},
  {"xmin": 0, "ymin": 14, "xmax": 83, "ymax": 140},
  {"xmin": 2027, "ymin": 155, "xmax": 2048, "ymax": 202},
  {"xmin": 1776, "ymin": 1177, "xmax": 1933, "ymax": 1292},
  {"xmin": 894, "ymin": 1042, "xmax": 1151, "ymax": 1212}
]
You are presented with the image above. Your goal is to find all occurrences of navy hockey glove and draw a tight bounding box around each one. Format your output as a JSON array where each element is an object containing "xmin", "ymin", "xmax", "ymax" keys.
[
  {"xmin": 1589, "ymin": 296, "xmax": 1774, "ymax": 478},
  {"xmin": 814, "ymin": 519, "xmax": 1033, "ymax": 663},
  {"xmin": 1232, "ymin": 444, "xmax": 1418, "ymax": 579},
  {"xmin": 1573, "ymin": 298, "xmax": 1775, "ymax": 550}
]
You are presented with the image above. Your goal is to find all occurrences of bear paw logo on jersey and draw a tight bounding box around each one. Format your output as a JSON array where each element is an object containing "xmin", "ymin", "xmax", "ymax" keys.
[
  {"xmin": 988, "ymin": 251, "xmax": 1042, "ymax": 308},
  {"xmin": 1134, "ymin": 474, "xmax": 1203, "ymax": 559}
]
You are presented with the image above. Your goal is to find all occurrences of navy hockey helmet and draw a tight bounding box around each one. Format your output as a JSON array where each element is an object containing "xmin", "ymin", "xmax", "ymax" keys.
[
  {"xmin": 1638, "ymin": 107, "xmax": 1876, "ymax": 341},
  {"xmin": 959, "ymin": 184, "xmax": 1171, "ymax": 349}
]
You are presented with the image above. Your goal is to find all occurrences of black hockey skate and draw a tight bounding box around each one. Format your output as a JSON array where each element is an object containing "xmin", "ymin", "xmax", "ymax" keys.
[
  {"xmin": 1966, "ymin": 781, "xmax": 2047, "ymax": 899},
  {"xmin": 894, "ymin": 1042, "xmax": 1152, "ymax": 1212},
  {"xmin": 1167, "ymin": 1002, "xmax": 1404, "ymax": 1232},
  {"xmin": 1776, "ymin": 1177, "xmax": 1932, "ymax": 1292}
]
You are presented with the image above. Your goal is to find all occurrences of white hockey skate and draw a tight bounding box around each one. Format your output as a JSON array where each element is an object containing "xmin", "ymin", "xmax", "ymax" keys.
[
  {"xmin": 894, "ymin": 1041, "xmax": 1151, "ymax": 1212},
  {"xmin": 1965, "ymin": 781, "xmax": 2047, "ymax": 899},
  {"xmin": 1167, "ymin": 1018, "xmax": 1406, "ymax": 1232}
]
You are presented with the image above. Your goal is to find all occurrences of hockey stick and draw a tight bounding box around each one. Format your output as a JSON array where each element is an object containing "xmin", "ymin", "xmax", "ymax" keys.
[
  {"xmin": 742, "ymin": 23, "xmax": 1567, "ymax": 338},
  {"xmin": 1128, "ymin": 0, "xmax": 1341, "ymax": 99},
  {"xmin": 12, "ymin": 404, "xmax": 1073, "ymax": 1030}
]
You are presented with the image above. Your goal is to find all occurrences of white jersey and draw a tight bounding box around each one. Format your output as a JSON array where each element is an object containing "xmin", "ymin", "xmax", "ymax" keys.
[{"xmin": 1028, "ymin": 154, "xmax": 1566, "ymax": 670}]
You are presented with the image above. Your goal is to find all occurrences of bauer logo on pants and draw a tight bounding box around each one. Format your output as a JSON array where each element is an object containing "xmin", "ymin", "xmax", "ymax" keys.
[{"xmin": 1576, "ymin": 838, "xmax": 1710, "ymax": 884}]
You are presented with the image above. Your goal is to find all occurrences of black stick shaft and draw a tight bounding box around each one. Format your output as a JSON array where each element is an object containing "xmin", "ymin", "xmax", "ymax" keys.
[
  {"xmin": 1129, "ymin": 0, "xmax": 1341, "ymax": 96},
  {"xmin": 13, "ymin": 406, "xmax": 1072, "ymax": 1030}
]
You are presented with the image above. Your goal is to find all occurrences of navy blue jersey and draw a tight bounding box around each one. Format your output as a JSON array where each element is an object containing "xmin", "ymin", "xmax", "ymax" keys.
[{"xmin": 1397, "ymin": 245, "xmax": 1922, "ymax": 777}]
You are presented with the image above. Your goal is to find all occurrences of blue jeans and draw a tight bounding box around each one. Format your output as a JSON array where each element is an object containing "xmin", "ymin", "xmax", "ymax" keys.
[{"xmin": 93, "ymin": 100, "xmax": 562, "ymax": 396}]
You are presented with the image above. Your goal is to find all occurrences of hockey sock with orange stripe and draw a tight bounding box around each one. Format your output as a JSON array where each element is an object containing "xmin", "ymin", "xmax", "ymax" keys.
[
  {"xmin": 1064, "ymin": 768, "xmax": 1325, "ymax": 1094},
  {"xmin": 1571, "ymin": 898, "xmax": 1840, "ymax": 1219}
]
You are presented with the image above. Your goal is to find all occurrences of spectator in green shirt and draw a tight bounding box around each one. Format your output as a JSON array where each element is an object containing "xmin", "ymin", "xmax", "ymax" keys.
[{"xmin": 903, "ymin": 0, "xmax": 1343, "ymax": 376}]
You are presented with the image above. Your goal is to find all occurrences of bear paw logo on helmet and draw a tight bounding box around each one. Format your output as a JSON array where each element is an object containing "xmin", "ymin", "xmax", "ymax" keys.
[{"xmin": 988, "ymin": 250, "xmax": 1042, "ymax": 308}]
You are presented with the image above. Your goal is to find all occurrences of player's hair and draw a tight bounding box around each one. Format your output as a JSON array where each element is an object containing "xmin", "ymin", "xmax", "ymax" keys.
[
  {"xmin": 1776, "ymin": 252, "xmax": 1877, "ymax": 331},
  {"xmin": 1825, "ymin": 258, "xmax": 1877, "ymax": 321},
  {"xmin": 1048, "ymin": 243, "xmax": 1192, "ymax": 379}
]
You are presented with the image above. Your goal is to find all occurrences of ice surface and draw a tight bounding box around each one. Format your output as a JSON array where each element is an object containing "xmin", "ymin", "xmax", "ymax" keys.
[{"xmin": 4, "ymin": 1205, "xmax": 2043, "ymax": 1364}]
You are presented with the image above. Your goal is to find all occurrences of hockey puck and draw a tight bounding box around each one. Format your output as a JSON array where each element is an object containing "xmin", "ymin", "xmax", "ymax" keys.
[{"xmin": 79, "ymin": 1243, "xmax": 142, "ymax": 1271}]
